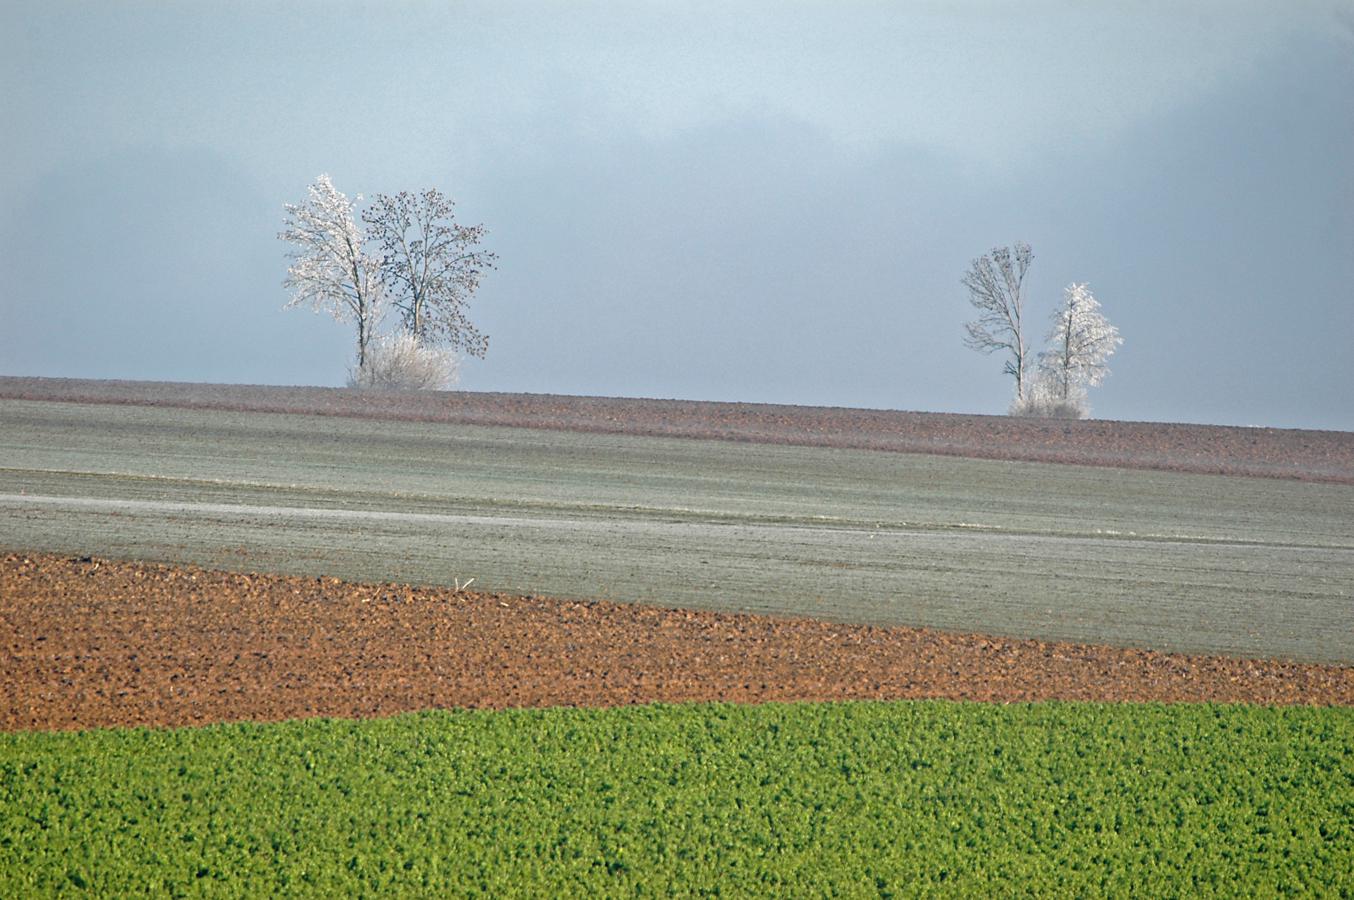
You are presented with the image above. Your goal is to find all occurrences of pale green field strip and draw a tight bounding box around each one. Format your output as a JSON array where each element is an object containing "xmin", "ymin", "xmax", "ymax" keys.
[{"xmin": 2, "ymin": 399, "xmax": 1352, "ymax": 662}]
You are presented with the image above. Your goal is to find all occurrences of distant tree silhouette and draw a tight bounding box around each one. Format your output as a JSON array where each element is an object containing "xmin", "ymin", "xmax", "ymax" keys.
[
  {"xmin": 363, "ymin": 189, "xmax": 497, "ymax": 359},
  {"xmin": 962, "ymin": 241, "xmax": 1034, "ymax": 404}
]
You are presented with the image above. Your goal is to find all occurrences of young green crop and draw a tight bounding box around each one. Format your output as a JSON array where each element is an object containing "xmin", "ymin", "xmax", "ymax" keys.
[{"xmin": 2, "ymin": 701, "xmax": 1351, "ymax": 896}]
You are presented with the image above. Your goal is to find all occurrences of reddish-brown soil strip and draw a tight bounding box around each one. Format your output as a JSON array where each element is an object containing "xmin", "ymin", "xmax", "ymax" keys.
[
  {"xmin": 4, "ymin": 376, "xmax": 1352, "ymax": 483},
  {"xmin": 3, "ymin": 553, "xmax": 1350, "ymax": 732}
]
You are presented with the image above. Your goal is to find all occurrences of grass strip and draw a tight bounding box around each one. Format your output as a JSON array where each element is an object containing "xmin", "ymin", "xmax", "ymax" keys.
[{"xmin": 2, "ymin": 701, "xmax": 1351, "ymax": 896}]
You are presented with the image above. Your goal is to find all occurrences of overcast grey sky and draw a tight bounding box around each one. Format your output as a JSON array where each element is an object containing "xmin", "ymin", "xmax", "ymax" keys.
[{"xmin": 3, "ymin": 1, "xmax": 1352, "ymax": 429}]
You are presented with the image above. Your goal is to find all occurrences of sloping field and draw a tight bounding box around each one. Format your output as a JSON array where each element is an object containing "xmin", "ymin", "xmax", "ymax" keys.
[
  {"xmin": 5, "ymin": 553, "xmax": 1350, "ymax": 732},
  {"xmin": 4, "ymin": 381, "xmax": 1353, "ymax": 895},
  {"xmin": 4, "ymin": 376, "xmax": 1352, "ymax": 482},
  {"xmin": 2, "ymin": 393, "xmax": 1352, "ymax": 662}
]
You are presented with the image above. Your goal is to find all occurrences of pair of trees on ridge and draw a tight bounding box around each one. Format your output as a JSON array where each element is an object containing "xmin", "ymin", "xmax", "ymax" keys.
[
  {"xmin": 279, "ymin": 175, "xmax": 495, "ymax": 389},
  {"xmin": 281, "ymin": 177, "xmax": 1116, "ymax": 414},
  {"xmin": 962, "ymin": 241, "xmax": 1122, "ymax": 418}
]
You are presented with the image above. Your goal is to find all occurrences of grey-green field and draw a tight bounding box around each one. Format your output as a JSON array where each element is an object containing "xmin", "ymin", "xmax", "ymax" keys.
[{"xmin": 1, "ymin": 398, "xmax": 1351, "ymax": 663}]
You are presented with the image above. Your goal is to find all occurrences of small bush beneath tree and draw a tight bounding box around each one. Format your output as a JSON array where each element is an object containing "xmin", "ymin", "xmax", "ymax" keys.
[
  {"xmin": 348, "ymin": 334, "xmax": 459, "ymax": 391},
  {"xmin": 1009, "ymin": 375, "xmax": 1088, "ymax": 419}
]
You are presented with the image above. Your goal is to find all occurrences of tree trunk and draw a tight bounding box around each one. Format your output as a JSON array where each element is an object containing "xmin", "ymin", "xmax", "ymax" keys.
[{"xmin": 411, "ymin": 284, "xmax": 424, "ymax": 341}]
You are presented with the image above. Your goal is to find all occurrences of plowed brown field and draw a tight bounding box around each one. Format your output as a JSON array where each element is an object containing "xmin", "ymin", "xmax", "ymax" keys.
[{"xmin": 4, "ymin": 553, "xmax": 1349, "ymax": 733}]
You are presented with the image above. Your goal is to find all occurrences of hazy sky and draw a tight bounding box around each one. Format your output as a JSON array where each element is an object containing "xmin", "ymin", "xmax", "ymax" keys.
[{"xmin": 3, "ymin": 1, "xmax": 1352, "ymax": 429}]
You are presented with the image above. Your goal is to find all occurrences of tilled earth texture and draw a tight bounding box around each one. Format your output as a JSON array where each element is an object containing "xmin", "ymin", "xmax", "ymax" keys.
[
  {"xmin": 3, "ymin": 376, "xmax": 1351, "ymax": 483},
  {"xmin": 4, "ymin": 553, "xmax": 1350, "ymax": 732}
]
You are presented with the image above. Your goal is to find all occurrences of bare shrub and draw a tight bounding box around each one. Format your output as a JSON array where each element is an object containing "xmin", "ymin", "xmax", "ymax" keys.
[
  {"xmin": 1009, "ymin": 374, "xmax": 1088, "ymax": 419},
  {"xmin": 1010, "ymin": 395, "xmax": 1087, "ymax": 419},
  {"xmin": 347, "ymin": 333, "xmax": 460, "ymax": 391}
]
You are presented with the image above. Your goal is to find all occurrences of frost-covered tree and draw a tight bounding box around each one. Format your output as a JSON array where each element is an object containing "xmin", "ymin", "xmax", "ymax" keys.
[
  {"xmin": 1036, "ymin": 282, "xmax": 1122, "ymax": 414},
  {"xmin": 962, "ymin": 242, "xmax": 1034, "ymax": 402},
  {"xmin": 279, "ymin": 175, "xmax": 385, "ymax": 369},
  {"xmin": 363, "ymin": 189, "xmax": 497, "ymax": 358}
]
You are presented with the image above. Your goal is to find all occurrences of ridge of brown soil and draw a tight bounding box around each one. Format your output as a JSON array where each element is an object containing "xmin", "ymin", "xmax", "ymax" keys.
[
  {"xmin": 3, "ymin": 376, "xmax": 1352, "ymax": 483},
  {"xmin": 3, "ymin": 553, "xmax": 1349, "ymax": 733}
]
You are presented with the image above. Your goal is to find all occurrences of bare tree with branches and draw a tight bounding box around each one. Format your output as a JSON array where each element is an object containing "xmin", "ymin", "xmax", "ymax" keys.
[
  {"xmin": 279, "ymin": 175, "xmax": 385, "ymax": 369},
  {"xmin": 961, "ymin": 241, "xmax": 1034, "ymax": 403},
  {"xmin": 363, "ymin": 189, "xmax": 497, "ymax": 358}
]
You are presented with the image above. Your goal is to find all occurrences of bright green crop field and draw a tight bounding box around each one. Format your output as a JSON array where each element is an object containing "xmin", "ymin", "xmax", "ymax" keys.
[{"xmin": 2, "ymin": 701, "xmax": 1351, "ymax": 896}]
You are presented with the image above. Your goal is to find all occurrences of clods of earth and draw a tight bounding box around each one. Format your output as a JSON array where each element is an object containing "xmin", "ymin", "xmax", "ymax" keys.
[{"xmin": 3, "ymin": 552, "xmax": 1350, "ymax": 732}]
